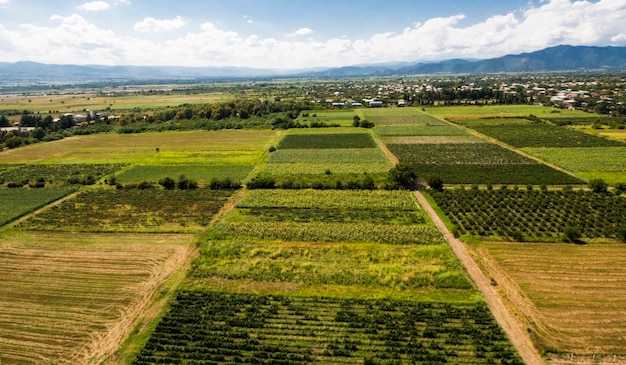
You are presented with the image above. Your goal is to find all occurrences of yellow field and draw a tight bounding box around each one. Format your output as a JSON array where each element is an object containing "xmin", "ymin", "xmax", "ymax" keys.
[
  {"xmin": 470, "ymin": 242, "xmax": 626, "ymax": 358},
  {"xmin": 0, "ymin": 231, "xmax": 194, "ymax": 364},
  {"xmin": 0, "ymin": 130, "xmax": 280, "ymax": 164}
]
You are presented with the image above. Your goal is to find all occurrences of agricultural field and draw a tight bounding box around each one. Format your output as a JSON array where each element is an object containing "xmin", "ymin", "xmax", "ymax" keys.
[
  {"xmin": 425, "ymin": 105, "xmax": 587, "ymax": 119},
  {"xmin": 297, "ymin": 111, "xmax": 357, "ymax": 127},
  {"xmin": 0, "ymin": 163, "xmax": 126, "ymax": 186},
  {"xmin": 470, "ymin": 242, "xmax": 626, "ymax": 360},
  {"xmin": 133, "ymin": 291, "xmax": 523, "ymax": 365},
  {"xmin": 0, "ymin": 187, "xmax": 75, "ymax": 226},
  {"xmin": 387, "ymin": 143, "xmax": 583, "ymax": 185},
  {"xmin": 429, "ymin": 189, "xmax": 626, "ymax": 241},
  {"xmin": 18, "ymin": 187, "xmax": 234, "ymax": 233},
  {"xmin": 257, "ymin": 129, "xmax": 393, "ymax": 188},
  {"xmin": 0, "ymin": 91, "xmax": 234, "ymax": 114},
  {"xmin": 0, "ymin": 130, "xmax": 278, "ymax": 164},
  {"xmin": 0, "ymin": 231, "xmax": 194, "ymax": 365},
  {"xmin": 524, "ymin": 147, "xmax": 626, "ymax": 185},
  {"xmin": 362, "ymin": 107, "xmax": 447, "ymax": 126},
  {"xmin": 210, "ymin": 189, "xmax": 444, "ymax": 245},
  {"xmin": 374, "ymin": 125, "xmax": 468, "ymax": 136},
  {"xmin": 469, "ymin": 123, "xmax": 625, "ymax": 148},
  {"xmin": 113, "ymin": 164, "xmax": 252, "ymax": 184}
]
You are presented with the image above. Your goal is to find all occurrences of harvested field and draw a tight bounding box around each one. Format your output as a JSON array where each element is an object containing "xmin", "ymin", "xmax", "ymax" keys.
[
  {"xmin": 0, "ymin": 231, "xmax": 194, "ymax": 365},
  {"xmin": 471, "ymin": 242, "xmax": 626, "ymax": 357}
]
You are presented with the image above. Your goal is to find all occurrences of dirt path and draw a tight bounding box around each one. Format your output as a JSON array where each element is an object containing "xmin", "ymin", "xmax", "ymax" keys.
[{"xmin": 414, "ymin": 191, "xmax": 544, "ymax": 365}]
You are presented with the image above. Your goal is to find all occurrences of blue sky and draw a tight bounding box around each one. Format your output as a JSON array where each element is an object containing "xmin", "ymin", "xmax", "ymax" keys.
[{"xmin": 0, "ymin": 0, "xmax": 625, "ymax": 69}]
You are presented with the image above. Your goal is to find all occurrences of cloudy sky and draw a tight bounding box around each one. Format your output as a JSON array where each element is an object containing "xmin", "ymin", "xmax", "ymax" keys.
[{"xmin": 0, "ymin": 0, "xmax": 625, "ymax": 69}]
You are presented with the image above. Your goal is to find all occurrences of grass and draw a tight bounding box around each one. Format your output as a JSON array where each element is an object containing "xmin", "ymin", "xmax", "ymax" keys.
[
  {"xmin": 471, "ymin": 242, "xmax": 626, "ymax": 356},
  {"xmin": 0, "ymin": 231, "xmax": 194, "ymax": 365}
]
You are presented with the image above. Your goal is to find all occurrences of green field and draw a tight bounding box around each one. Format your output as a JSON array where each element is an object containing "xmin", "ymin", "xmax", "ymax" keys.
[
  {"xmin": 0, "ymin": 164, "xmax": 126, "ymax": 186},
  {"xmin": 471, "ymin": 124, "xmax": 625, "ymax": 148},
  {"xmin": 523, "ymin": 147, "xmax": 626, "ymax": 185},
  {"xmin": 114, "ymin": 164, "xmax": 253, "ymax": 183},
  {"xmin": 0, "ymin": 187, "xmax": 75, "ymax": 226},
  {"xmin": 375, "ymin": 125, "xmax": 467, "ymax": 136},
  {"xmin": 277, "ymin": 132, "xmax": 376, "ymax": 149}
]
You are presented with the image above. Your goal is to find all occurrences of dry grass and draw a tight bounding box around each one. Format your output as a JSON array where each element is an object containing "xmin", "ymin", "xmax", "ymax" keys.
[
  {"xmin": 0, "ymin": 231, "xmax": 194, "ymax": 365},
  {"xmin": 470, "ymin": 242, "xmax": 626, "ymax": 358}
]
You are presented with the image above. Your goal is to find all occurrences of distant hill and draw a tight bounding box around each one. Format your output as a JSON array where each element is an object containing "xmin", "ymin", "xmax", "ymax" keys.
[
  {"xmin": 302, "ymin": 45, "xmax": 626, "ymax": 77},
  {"xmin": 1, "ymin": 45, "xmax": 626, "ymax": 81}
]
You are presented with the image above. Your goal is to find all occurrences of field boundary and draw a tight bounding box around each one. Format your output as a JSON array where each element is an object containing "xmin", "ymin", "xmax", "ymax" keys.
[{"xmin": 414, "ymin": 191, "xmax": 544, "ymax": 365}]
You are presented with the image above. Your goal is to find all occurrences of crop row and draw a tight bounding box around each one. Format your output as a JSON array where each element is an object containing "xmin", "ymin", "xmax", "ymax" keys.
[
  {"xmin": 134, "ymin": 291, "xmax": 523, "ymax": 365},
  {"xmin": 114, "ymin": 164, "xmax": 253, "ymax": 183},
  {"xmin": 470, "ymin": 124, "xmax": 625, "ymax": 148},
  {"xmin": 268, "ymin": 148, "xmax": 389, "ymax": 164},
  {"xmin": 0, "ymin": 164, "xmax": 126, "ymax": 186},
  {"xmin": 429, "ymin": 189, "xmax": 626, "ymax": 241},
  {"xmin": 192, "ymin": 241, "xmax": 471, "ymax": 289},
  {"xmin": 18, "ymin": 187, "xmax": 233, "ymax": 233},
  {"xmin": 277, "ymin": 133, "xmax": 376, "ymax": 149}
]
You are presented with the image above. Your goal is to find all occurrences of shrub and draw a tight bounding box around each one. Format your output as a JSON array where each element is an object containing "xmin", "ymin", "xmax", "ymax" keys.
[
  {"xmin": 426, "ymin": 174, "xmax": 444, "ymax": 192},
  {"xmin": 588, "ymin": 179, "xmax": 608, "ymax": 193},
  {"xmin": 159, "ymin": 177, "xmax": 176, "ymax": 190},
  {"xmin": 562, "ymin": 226, "xmax": 582, "ymax": 243}
]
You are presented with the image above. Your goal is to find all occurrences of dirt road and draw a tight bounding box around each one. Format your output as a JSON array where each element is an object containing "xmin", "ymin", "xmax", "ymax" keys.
[{"xmin": 414, "ymin": 191, "xmax": 544, "ymax": 365}]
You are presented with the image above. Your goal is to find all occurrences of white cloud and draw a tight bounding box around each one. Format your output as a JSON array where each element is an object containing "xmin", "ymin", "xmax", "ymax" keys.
[
  {"xmin": 289, "ymin": 27, "xmax": 314, "ymax": 37},
  {"xmin": 134, "ymin": 16, "xmax": 186, "ymax": 33},
  {"xmin": 0, "ymin": 0, "xmax": 10, "ymax": 4},
  {"xmin": 2, "ymin": 0, "xmax": 626, "ymax": 69},
  {"xmin": 78, "ymin": 1, "xmax": 110, "ymax": 12}
]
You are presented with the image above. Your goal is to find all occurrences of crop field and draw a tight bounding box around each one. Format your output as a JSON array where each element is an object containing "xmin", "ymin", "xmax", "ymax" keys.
[
  {"xmin": 0, "ymin": 231, "xmax": 194, "ymax": 365},
  {"xmin": 133, "ymin": 291, "xmax": 523, "ymax": 365},
  {"xmin": 387, "ymin": 143, "xmax": 583, "ymax": 185},
  {"xmin": 362, "ymin": 108, "xmax": 448, "ymax": 126},
  {"xmin": 471, "ymin": 242, "xmax": 626, "ymax": 357},
  {"xmin": 0, "ymin": 163, "xmax": 126, "ymax": 185},
  {"xmin": 523, "ymin": 147, "xmax": 626, "ymax": 185},
  {"xmin": 277, "ymin": 132, "xmax": 376, "ymax": 149},
  {"xmin": 298, "ymin": 111, "xmax": 357, "ymax": 126},
  {"xmin": 470, "ymin": 124, "xmax": 625, "ymax": 148},
  {"xmin": 263, "ymin": 148, "xmax": 391, "ymax": 175},
  {"xmin": 210, "ymin": 189, "xmax": 444, "ymax": 245},
  {"xmin": 0, "ymin": 187, "xmax": 75, "ymax": 226},
  {"xmin": 193, "ymin": 241, "xmax": 471, "ymax": 290},
  {"xmin": 429, "ymin": 189, "xmax": 626, "ymax": 241},
  {"xmin": 19, "ymin": 187, "xmax": 234, "ymax": 233},
  {"xmin": 0, "ymin": 91, "xmax": 233, "ymax": 114},
  {"xmin": 382, "ymin": 135, "xmax": 485, "ymax": 144},
  {"xmin": 374, "ymin": 125, "xmax": 468, "ymax": 136},
  {"xmin": 113, "ymin": 164, "xmax": 253, "ymax": 183},
  {"xmin": 425, "ymin": 105, "xmax": 588, "ymax": 119},
  {"xmin": 0, "ymin": 130, "xmax": 278, "ymax": 164}
]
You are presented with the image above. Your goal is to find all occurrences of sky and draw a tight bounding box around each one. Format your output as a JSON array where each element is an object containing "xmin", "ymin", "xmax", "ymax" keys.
[{"xmin": 0, "ymin": 0, "xmax": 625, "ymax": 69}]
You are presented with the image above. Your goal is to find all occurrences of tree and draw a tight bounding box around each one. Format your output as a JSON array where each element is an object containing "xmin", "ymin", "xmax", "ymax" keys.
[
  {"xmin": 426, "ymin": 174, "xmax": 444, "ymax": 192},
  {"xmin": 387, "ymin": 164, "xmax": 418, "ymax": 190},
  {"xmin": 4, "ymin": 136, "xmax": 23, "ymax": 149},
  {"xmin": 0, "ymin": 115, "xmax": 10, "ymax": 127},
  {"xmin": 588, "ymin": 178, "xmax": 608, "ymax": 193},
  {"xmin": 352, "ymin": 115, "xmax": 361, "ymax": 127},
  {"xmin": 30, "ymin": 127, "xmax": 46, "ymax": 141}
]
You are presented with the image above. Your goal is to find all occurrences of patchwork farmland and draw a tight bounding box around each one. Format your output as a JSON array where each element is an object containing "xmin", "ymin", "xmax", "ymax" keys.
[{"xmin": 0, "ymin": 105, "xmax": 624, "ymax": 365}]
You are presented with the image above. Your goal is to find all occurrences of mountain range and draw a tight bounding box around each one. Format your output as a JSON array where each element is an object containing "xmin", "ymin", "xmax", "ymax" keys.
[{"xmin": 1, "ymin": 45, "xmax": 625, "ymax": 81}]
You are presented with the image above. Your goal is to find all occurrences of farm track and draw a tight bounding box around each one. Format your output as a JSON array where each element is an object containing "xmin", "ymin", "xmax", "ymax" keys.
[
  {"xmin": 414, "ymin": 191, "xmax": 544, "ymax": 365},
  {"xmin": 372, "ymin": 132, "xmax": 399, "ymax": 165}
]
